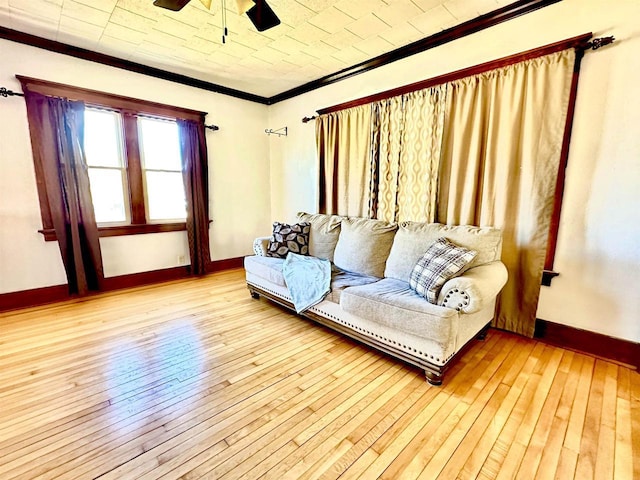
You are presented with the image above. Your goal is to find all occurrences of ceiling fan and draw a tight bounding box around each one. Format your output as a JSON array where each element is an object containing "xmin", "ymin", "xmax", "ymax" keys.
[{"xmin": 153, "ymin": 0, "xmax": 281, "ymax": 32}]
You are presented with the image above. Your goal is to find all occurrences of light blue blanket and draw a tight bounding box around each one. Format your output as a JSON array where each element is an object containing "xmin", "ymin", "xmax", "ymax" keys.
[{"xmin": 282, "ymin": 253, "xmax": 331, "ymax": 313}]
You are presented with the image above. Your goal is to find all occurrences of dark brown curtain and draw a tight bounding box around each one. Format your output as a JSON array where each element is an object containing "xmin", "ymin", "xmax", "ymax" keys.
[
  {"xmin": 178, "ymin": 119, "xmax": 211, "ymax": 275},
  {"xmin": 24, "ymin": 91, "xmax": 104, "ymax": 295}
]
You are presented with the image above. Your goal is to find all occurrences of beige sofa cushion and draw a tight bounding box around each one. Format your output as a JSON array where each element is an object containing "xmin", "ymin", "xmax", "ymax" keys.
[
  {"xmin": 385, "ymin": 222, "xmax": 503, "ymax": 283},
  {"xmin": 333, "ymin": 217, "xmax": 397, "ymax": 277},
  {"xmin": 340, "ymin": 278, "xmax": 458, "ymax": 361},
  {"xmin": 297, "ymin": 212, "xmax": 343, "ymax": 261}
]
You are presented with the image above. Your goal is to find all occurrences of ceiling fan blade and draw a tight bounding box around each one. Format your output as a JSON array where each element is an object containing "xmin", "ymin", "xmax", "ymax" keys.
[
  {"xmin": 246, "ymin": 0, "xmax": 280, "ymax": 32},
  {"xmin": 235, "ymin": 0, "xmax": 254, "ymax": 15},
  {"xmin": 153, "ymin": 0, "xmax": 191, "ymax": 11}
]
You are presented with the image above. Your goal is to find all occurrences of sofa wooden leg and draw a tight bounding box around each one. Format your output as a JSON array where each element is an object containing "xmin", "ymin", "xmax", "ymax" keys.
[
  {"xmin": 477, "ymin": 325, "xmax": 490, "ymax": 340},
  {"xmin": 425, "ymin": 370, "xmax": 443, "ymax": 386},
  {"xmin": 250, "ymin": 290, "xmax": 260, "ymax": 300}
]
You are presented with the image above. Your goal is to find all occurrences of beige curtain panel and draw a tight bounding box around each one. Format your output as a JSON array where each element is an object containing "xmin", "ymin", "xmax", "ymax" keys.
[
  {"xmin": 315, "ymin": 48, "xmax": 577, "ymax": 338},
  {"xmin": 372, "ymin": 86, "xmax": 447, "ymax": 223},
  {"xmin": 437, "ymin": 49, "xmax": 577, "ymax": 336},
  {"xmin": 316, "ymin": 105, "xmax": 373, "ymax": 217}
]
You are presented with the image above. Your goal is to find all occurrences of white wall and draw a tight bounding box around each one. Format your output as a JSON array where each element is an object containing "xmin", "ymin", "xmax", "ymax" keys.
[
  {"xmin": 267, "ymin": 0, "xmax": 640, "ymax": 343},
  {"xmin": 1, "ymin": 0, "xmax": 638, "ymax": 344},
  {"xmin": 0, "ymin": 39, "xmax": 271, "ymax": 291}
]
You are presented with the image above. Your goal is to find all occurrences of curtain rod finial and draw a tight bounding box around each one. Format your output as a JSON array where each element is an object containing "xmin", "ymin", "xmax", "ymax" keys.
[
  {"xmin": 302, "ymin": 115, "xmax": 318, "ymax": 123},
  {"xmin": 586, "ymin": 36, "xmax": 615, "ymax": 50},
  {"xmin": 0, "ymin": 87, "xmax": 24, "ymax": 98}
]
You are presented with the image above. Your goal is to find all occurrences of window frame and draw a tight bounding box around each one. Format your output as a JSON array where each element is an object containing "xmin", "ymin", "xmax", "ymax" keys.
[{"xmin": 18, "ymin": 75, "xmax": 206, "ymax": 241}]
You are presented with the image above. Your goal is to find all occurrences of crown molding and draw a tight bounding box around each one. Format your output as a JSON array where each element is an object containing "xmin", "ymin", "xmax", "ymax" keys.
[{"xmin": 0, "ymin": 0, "xmax": 561, "ymax": 106}]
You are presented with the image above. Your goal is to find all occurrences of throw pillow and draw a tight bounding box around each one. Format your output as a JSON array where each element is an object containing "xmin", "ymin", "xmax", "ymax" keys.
[
  {"xmin": 266, "ymin": 222, "xmax": 311, "ymax": 258},
  {"xmin": 333, "ymin": 217, "xmax": 397, "ymax": 277},
  {"xmin": 296, "ymin": 212, "xmax": 343, "ymax": 261},
  {"xmin": 409, "ymin": 237, "xmax": 477, "ymax": 304},
  {"xmin": 385, "ymin": 222, "xmax": 503, "ymax": 283}
]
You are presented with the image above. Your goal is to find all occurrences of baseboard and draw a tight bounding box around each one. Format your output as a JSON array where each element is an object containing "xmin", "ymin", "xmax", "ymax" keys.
[
  {"xmin": 535, "ymin": 318, "xmax": 640, "ymax": 370},
  {"xmin": 0, "ymin": 256, "xmax": 245, "ymax": 313},
  {"xmin": 0, "ymin": 284, "xmax": 69, "ymax": 312},
  {"xmin": 101, "ymin": 265, "xmax": 191, "ymax": 291},
  {"xmin": 207, "ymin": 256, "xmax": 244, "ymax": 272}
]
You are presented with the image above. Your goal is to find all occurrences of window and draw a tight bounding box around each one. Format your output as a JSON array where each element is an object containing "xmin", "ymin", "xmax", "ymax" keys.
[
  {"xmin": 137, "ymin": 117, "xmax": 186, "ymax": 222},
  {"xmin": 84, "ymin": 108, "xmax": 129, "ymax": 224},
  {"xmin": 83, "ymin": 109, "xmax": 187, "ymax": 227},
  {"xmin": 18, "ymin": 76, "xmax": 206, "ymax": 240}
]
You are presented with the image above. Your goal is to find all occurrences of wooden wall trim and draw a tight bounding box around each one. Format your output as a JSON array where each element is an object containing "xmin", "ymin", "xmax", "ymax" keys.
[
  {"xmin": 0, "ymin": 284, "xmax": 69, "ymax": 313},
  {"xmin": 1, "ymin": 1, "xmax": 561, "ymax": 106},
  {"xmin": 544, "ymin": 48, "xmax": 585, "ymax": 272},
  {"xmin": 207, "ymin": 256, "xmax": 245, "ymax": 273},
  {"xmin": 535, "ymin": 319, "xmax": 640, "ymax": 370},
  {"xmin": 269, "ymin": 0, "xmax": 563, "ymax": 104},
  {"xmin": 100, "ymin": 265, "xmax": 191, "ymax": 291},
  {"xmin": 1, "ymin": 26, "xmax": 269, "ymax": 105},
  {"xmin": 0, "ymin": 256, "xmax": 245, "ymax": 313},
  {"xmin": 316, "ymin": 33, "xmax": 592, "ymax": 115},
  {"xmin": 17, "ymin": 75, "xmax": 207, "ymax": 121}
]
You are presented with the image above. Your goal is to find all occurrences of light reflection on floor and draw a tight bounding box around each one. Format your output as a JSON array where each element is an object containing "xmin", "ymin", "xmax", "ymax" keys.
[{"xmin": 104, "ymin": 321, "xmax": 204, "ymax": 434}]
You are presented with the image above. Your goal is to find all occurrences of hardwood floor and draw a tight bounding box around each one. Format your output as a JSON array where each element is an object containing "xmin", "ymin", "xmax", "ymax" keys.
[{"xmin": 0, "ymin": 269, "xmax": 638, "ymax": 480}]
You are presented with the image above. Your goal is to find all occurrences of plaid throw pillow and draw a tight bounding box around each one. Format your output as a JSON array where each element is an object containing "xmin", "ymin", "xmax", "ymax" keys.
[
  {"xmin": 267, "ymin": 222, "xmax": 311, "ymax": 258},
  {"xmin": 409, "ymin": 237, "xmax": 477, "ymax": 304}
]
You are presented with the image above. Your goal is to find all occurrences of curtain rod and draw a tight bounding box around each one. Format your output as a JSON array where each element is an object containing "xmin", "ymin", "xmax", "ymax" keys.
[
  {"xmin": 0, "ymin": 87, "xmax": 24, "ymax": 97},
  {"xmin": 0, "ymin": 86, "xmax": 220, "ymax": 130},
  {"xmin": 310, "ymin": 33, "xmax": 615, "ymax": 118}
]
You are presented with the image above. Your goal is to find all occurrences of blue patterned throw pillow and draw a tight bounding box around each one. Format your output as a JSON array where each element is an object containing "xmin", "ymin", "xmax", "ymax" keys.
[
  {"xmin": 267, "ymin": 222, "xmax": 311, "ymax": 258},
  {"xmin": 410, "ymin": 237, "xmax": 477, "ymax": 304}
]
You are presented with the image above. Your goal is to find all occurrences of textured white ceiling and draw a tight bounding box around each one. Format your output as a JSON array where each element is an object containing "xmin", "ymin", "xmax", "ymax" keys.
[{"xmin": 0, "ymin": 0, "xmax": 510, "ymax": 97}]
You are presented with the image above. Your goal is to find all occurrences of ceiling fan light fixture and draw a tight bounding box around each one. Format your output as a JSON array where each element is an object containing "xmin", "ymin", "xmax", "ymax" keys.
[{"xmin": 198, "ymin": 0, "xmax": 213, "ymax": 8}]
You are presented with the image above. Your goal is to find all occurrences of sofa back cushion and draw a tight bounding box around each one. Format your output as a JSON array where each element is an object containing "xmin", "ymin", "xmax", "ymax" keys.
[
  {"xmin": 333, "ymin": 217, "xmax": 397, "ymax": 277},
  {"xmin": 385, "ymin": 222, "xmax": 503, "ymax": 283},
  {"xmin": 297, "ymin": 212, "xmax": 343, "ymax": 261}
]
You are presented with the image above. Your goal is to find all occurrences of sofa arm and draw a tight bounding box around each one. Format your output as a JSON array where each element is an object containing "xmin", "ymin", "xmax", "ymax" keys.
[
  {"xmin": 253, "ymin": 236, "xmax": 271, "ymax": 256},
  {"xmin": 437, "ymin": 261, "xmax": 508, "ymax": 314}
]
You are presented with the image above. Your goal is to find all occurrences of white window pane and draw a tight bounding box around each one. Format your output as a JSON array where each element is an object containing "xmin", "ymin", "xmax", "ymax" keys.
[
  {"xmin": 145, "ymin": 171, "xmax": 186, "ymax": 221},
  {"xmin": 139, "ymin": 117, "xmax": 182, "ymax": 171},
  {"xmin": 88, "ymin": 168, "xmax": 127, "ymax": 223},
  {"xmin": 84, "ymin": 109, "xmax": 123, "ymax": 168}
]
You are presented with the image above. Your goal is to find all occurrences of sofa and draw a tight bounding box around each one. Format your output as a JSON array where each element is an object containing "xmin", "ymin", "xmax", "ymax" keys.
[{"xmin": 244, "ymin": 213, "xmax": 508, "ymax": 385}]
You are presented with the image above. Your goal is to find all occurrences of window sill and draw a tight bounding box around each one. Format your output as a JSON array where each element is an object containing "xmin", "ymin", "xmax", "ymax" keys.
[{"xmin": 39, "ymin": 222, "xmax": 187, "ymax": 241}]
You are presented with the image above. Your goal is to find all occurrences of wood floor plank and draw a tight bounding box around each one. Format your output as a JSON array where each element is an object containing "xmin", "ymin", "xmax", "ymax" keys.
[
  {"xmin": 629, "ymin": 370, "xmax": 640, "ymax": 480},
  {"xmin": 0, "ymin": 269, "xmax": 636, "ymax": 480},
  {"xmin": 575, "ymin": 359, "xmax": 607, "ymax": 479}
]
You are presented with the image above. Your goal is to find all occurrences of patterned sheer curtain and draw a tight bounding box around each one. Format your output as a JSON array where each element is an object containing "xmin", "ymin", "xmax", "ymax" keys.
[
  {"xmin": 437, "ymin": 49, "xmax": 577, "ymax": 336},
  {"xmin": 370, "ymin": 86, "xmax": 447, "ymax": 222}
]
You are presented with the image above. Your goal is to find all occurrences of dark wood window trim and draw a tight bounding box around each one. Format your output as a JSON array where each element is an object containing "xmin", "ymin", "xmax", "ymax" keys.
[
  {"xmin": 316, "ymin": 34, "xmax": 594, "ymax": 287},
  {"xmin": 18, "ymin": 75, "xmax": 206, "ymax": 241},
  {"xmin": 38, "ymin": 223, "xmax": 187, "ymax": 242}
]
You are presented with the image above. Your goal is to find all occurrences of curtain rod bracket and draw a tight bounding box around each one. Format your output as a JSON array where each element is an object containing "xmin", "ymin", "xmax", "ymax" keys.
[
  {"xmin": 0, "ymin": 87, "xmax": 24, "ymax": 98},
  {"xmin": 205, "ymin": 124, "xmax": 219, "ymax": 131},
  {"xmin": 302, "ymin": 115, "xmax": 317, "ymax": 123},
  {"xmin": 585, "ymin": 36, "xmax": 615, "ymax": 51},
  {"xmin": 265, "ymin": 126, "xmax": 287, "ymax": 137}
]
